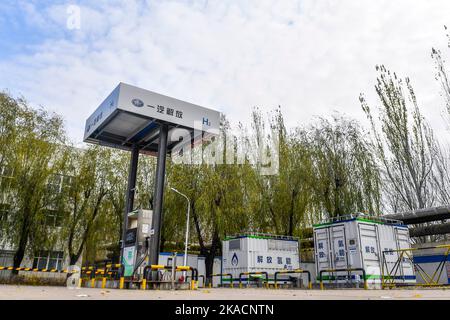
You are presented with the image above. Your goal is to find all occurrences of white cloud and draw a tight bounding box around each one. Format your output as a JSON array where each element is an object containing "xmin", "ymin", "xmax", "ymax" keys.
[{"xmin": 1, "ymin": 0, "xmax": 450, "ymax": 144}]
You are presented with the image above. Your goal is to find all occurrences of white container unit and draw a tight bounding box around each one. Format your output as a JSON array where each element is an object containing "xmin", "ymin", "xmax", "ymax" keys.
[
  {"xmin": 222, "ymin": 233, "xmax": 300, "ymax": 285},
  {"xmin": 313, "ymin": 214, "xmax": 415, "ymax": 288}
]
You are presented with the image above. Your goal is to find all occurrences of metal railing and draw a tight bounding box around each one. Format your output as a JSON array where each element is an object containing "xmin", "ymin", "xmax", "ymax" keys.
[
  {"xmin": 319, "ymin": 268, "xmax": 368, "ymax": 290},
  {"xmin": 225, "ymin": 232, "xmax": 299, "ymax": 241},
  {"xmin": 238, "ymin": 271, "xmax": 269, "ymax": 288},
  {"xmin": 316, "ymin": 213, "xmax": 403, "ymax": 226},
  {"xmin": 79, "ymin": 263, "xmax": 198, "ymax": 290},
  {"xmin": 187, "ymin": 274, "xmax": 205, "ymax": 288},
  {"xmin": 142, "ymin": 265, "xmax": 198, "ymax": 290},
  {"xmin": 80, "ymin": 263, "xmax": 124, "ymax": 289},
  {"xmin": 274, "ymin": 269, "xmax": 312, "ymax": 289},
  {"xmin": 207, "ymin": 273, "xmax": 233, "ymax": 288}
]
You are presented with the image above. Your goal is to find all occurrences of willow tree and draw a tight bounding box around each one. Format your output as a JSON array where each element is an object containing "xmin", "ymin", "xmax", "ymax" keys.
[
  {"xmin": 360, "ymin": 65, "xmax": 438, "ymax": 213},
  {"xmin": 0, "ymin": 92, "xmax": 20, "ymax": 233},
  {"xmin": 251, "ymin": 108, "xmax": 313, "ymax": 236},
  {"xmin": 163, "ymin": 114, "xmax": 257, "ymax": 276},
  {"xmin": 306, "ymin": 115, "xmax": 381, "ymax": 220},
  {"xmin": 61, "ymin": 145, "xmax": 114, "ymax": 265},
  {"xmin": 0, "ymin": 94, "xmax": 67, "ymax": 272},
  {"xmin": 100, "ymin": 149, "xmax": 130, "ymax": 261},
  {"xmin": 164, "ymin": 163, "xmax": 204, "ymax": 253}
]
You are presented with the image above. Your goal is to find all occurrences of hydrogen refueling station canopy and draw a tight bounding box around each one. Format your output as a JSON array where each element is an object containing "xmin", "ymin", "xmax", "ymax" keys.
[
  {"xmin": 84, "ymin": 82, "xmax": 220, "ymax": 154},
  {"xmin": 83, "ymin": 82, "xmax": 220, "ymax": 271}
]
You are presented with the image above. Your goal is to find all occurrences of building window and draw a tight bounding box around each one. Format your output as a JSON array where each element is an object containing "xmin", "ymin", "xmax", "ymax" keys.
[
  {"xmin": 32, "ymin": 251, "xmax": 64, "ymax": 270},
  {"xmin": 0, "ymin": 165, "xmax": 13, "ymax": 188},
  {"xmin": 0, "ymin": 203, "xmax": 9, "ymax": 222},
  {"xmin": 0, "ymin": 165, "xmax": 13, "ymax": 178},
  {"xmin": 47, "ymin": 174, "xmax": 73, "ymax": 195},
  {"xmin": 44, "ymin": 209, "xmax": 64, "ymax": 227},
  {"xmin": 47, "ymin": 175, "xmax": 60, "ymax": 194}
]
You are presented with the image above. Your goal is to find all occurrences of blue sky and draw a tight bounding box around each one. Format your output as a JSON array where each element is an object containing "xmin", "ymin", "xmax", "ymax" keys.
[
  {"xmin": 1, "ymin": 0, "xmax": 450, "ymax": 144},
  {"xmin": 0, "ymin": 1, "xmax": 65, "ymax": 58}
]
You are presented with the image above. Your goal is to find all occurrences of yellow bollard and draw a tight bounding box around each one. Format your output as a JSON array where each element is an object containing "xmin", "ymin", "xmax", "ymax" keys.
[
  {"xmin": 320, "ymin": 281, "xmax": 324, "ymax": 290},
  {"xmin": 101, "ymin": 277, "xmax": 106, "ymax": 289},
  {"xmin": 364, "ymin": 280, "xmax": 368, "ymax": 290},
  {"xmin": 308, "ymin": 282, "xmax": 313, "ymax": 289},
  {"xmin": 119, "ymin": 277, "xmax": 125, "ymax": 289},
  {"xmin": 79, "ymin": 278, "xmax": 83, "ymax": 288},
  {"xmin": 275, "ymin": 283, "xmax": 278, "ymax": 289},
  {"xmin": 90, "ymin": 278, "xmax": 96, "ymax": 288},
  {"xmin": 141, "ymin": 279, "xmax": 147, "ymax": 290}
]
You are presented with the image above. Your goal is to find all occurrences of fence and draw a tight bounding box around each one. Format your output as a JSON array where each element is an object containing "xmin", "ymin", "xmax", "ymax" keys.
[{"xmin": 381, "ymin": 244, "xmax": 450, "ymax": 289}]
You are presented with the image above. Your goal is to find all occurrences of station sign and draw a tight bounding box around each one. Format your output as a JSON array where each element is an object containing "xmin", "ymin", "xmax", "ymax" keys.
[{"xmin": 84, "ymin": 83, "xmax": 221, "ymax": 153}]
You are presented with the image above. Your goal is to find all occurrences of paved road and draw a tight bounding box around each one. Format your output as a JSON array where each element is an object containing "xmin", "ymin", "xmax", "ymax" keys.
[{"xmin": 1, "ymin": 285, "xmax": 450, "ymax": 300}]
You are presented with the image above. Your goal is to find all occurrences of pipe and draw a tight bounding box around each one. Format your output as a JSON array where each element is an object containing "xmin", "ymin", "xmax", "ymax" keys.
[
  {"xmin": 384, "ymin": 205, "xmax": 450, "ymax": 225},
  {"xmin": 409, "ymin": 222, "xmax": 450, "ymax": 237}
]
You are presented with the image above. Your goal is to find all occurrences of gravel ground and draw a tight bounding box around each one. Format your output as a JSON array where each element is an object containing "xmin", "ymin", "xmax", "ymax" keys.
[{"xmin": 1, "ymin": 285, "xmax": 450, "ymax": 300}]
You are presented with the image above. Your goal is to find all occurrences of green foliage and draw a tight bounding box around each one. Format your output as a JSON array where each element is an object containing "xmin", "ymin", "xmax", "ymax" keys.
[
  {"xmin": 306, "ymin": 115, "xmax": 381, "ymax": 219},
  {"xmin": 0, "ymin": 92, "xmax": 66, "ymax": 270},
  {"xmin": 62, "ymin": 146, "xmax": 114, "ymax": 264}
]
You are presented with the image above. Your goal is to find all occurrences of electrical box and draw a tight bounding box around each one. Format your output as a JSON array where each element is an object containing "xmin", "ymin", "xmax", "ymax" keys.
[
  {"xmin": 122, "ymin": 209, "xmax": 153, "ymax": 277},
  {"xmin": 222, "ymin": 233, "xmax": 300, "ymax": 286},
  {"xmin": 313, "ymin": 214, "xmax": 415, "ymax": 288}
]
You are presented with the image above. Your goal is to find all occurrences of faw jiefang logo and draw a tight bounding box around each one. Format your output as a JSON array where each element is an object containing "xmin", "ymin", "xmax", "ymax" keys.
[{"xmin": 132, "ymin": 98, "xmax": 144, "ymax": 108}]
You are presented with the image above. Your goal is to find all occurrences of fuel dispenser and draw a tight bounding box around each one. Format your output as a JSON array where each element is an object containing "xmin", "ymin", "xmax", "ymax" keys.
[{"xmin": 122, "ymin": 209, "xmax": 153, "ymax": 278}]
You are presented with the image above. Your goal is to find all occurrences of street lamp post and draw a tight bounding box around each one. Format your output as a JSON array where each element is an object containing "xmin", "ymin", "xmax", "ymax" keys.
[{"xmin": 170, "ymin": 187, "xmax": 190, "ymax": 281}]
